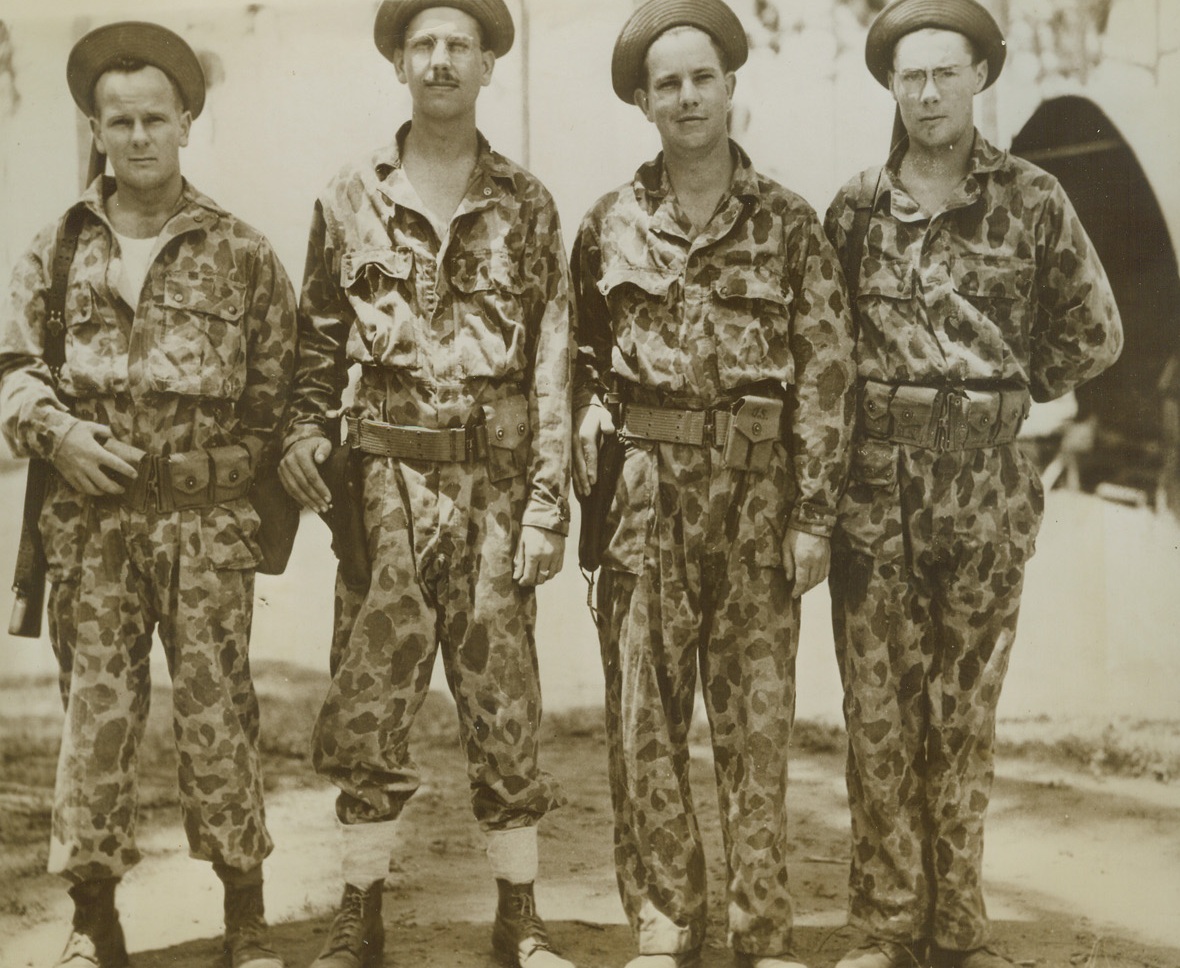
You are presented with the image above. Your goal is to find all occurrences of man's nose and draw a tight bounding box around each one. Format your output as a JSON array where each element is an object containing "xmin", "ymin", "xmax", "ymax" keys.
[{"xmin": 429, "ymin": 40, "xmax": 451, "ymax": 68}]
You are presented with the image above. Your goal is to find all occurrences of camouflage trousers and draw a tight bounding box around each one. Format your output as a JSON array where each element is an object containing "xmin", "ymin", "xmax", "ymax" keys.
[
  {"xmin": 596, "ymin": 433, "xmax": 800, "ymax": 957},
  {"xmin": 829, "ymin": 442, "xmax": 1043, "ymax": 950},
  {"xmin": 42, "ymin": 483, "xmax": 271, "ymax": 883},
  {"xmin": 312, "ymin": 453, "xmax": 563, "ymax": 829}
]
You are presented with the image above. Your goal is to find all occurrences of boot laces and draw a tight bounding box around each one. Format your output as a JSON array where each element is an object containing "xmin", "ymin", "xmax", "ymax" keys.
[
  {"xmin": 504, "ymin": 887, "xmax": 550, "ymax": 951},
  {"xmin": 321, "ymin": 889, "xmax": 369, "ymax": 956}
]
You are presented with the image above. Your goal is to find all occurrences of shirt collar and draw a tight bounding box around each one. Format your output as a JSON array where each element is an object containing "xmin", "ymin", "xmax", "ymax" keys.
[
  {"xmin": 633, "ymin": 140, "xmax": 762, "ymax": 213},
  {"xmin": 875, "ymin": 128, "xmax": 1006, "ymax": 217},
  {"xmin": 78, "ymin": 175, "xmax": 225, "ymax": 228},
  {"xmin": 374, "ymin": 120, "xmax": 515, "ymax": 185}
]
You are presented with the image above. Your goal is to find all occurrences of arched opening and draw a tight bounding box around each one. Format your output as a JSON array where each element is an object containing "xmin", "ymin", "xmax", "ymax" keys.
[{"xmin": 1011, "ymin": 95, "xmax": 1180, "ymax": 504}]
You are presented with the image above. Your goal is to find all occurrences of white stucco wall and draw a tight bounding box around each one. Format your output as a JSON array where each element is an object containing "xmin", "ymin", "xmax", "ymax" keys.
[
  {"xmin": 0, "ymin": 0, "xmax": 1177, "ymax": 723},
  {"xmin": 2, "ymin": 0, "xmax": 1176, "ymax": 281}
]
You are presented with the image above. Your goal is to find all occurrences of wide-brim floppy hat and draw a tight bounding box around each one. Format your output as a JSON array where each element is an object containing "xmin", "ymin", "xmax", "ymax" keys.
[
  {"xmin": 865, "ymin": 0, "xmax": 1006, "ymax": 90},
  {"xmin": 67, "ymin": 21, "xmax": 206, "ymax": 119},
  {"xmin": 611, "ymin": 0, "xmax": 749, "ymax": 104},
  {"xmin": 374, "ymin": 0, "xmax": 515, "ymax": 62}
]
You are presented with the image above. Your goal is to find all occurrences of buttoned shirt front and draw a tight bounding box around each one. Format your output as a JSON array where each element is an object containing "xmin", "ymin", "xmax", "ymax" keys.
[
  {"xmin": 825, "ymin": 132, "xmax": 1123, "ymax": 400},
  {"xmin": 572, "ymin": 143, "xmax": 856, "ymax": 536},
  {"xmin": 286, "ymin": 123, "xmax": 573, "ymax": 534},
  {"xmin": 0, "ymin": 176, "xmax": 296, "ymax": 464}
]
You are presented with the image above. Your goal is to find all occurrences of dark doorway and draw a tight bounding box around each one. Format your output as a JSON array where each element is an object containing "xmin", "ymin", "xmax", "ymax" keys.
[{"xmin": 1011, "ymin": 95, "xmax": 1180, "ymax": 501}]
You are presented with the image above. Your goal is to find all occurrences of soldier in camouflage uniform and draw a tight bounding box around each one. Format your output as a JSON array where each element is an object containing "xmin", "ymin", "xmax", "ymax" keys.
[
  {"xmin": 822, "ymin": 3, "xmax": 1123, "ymax": 968},
  {"xmin": 571, "ymin": 3, "xmax": 856, "ymax": 966},
  {"xmin": 278, "ymin": 3, "xmax": 574, "ymax": 967},
  {"xmin": 0, "ymin": 22, "xmax": 297, "ymax": 968}
]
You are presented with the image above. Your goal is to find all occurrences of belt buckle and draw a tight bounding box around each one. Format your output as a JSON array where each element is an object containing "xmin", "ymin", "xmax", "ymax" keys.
[
  {"xmin": 450, "ymin": 426, "xmax": 468, "ymax": 462},
  {"xmin": 681, "ymin": 408, "xmax": 705, "ymax": 446},
  {"xmin": 936, "ymin": 391, "xmax": 964, "ymax": 451},
  {"xmin": 143, "ymin": 455, "xmax": 163, "ymax": 512},
  {"xmin": 702, "ymin": 408, "xmax": 715, "ymax": 446}
]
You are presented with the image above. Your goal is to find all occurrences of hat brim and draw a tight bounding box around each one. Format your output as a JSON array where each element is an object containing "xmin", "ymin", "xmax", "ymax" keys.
[
  {"xmin": 67, "ymin": 21, "xmax": 206, "ymax": 119},
  {"xmin": 611, "ymin": 0, "xmax": 749, "ymax": 104},
  {"xmin": 865, "ymin": 0, "xmax": 1006, "ymax": 91},
  {"xmin": 374, "ymin": 0, "xmax": 515, "ymax": 62}
]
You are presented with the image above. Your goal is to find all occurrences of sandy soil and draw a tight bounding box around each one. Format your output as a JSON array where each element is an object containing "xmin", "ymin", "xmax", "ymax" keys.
[{"xmin": 2, "ymin": 684, "xmax": 1179, "ymax": 968}]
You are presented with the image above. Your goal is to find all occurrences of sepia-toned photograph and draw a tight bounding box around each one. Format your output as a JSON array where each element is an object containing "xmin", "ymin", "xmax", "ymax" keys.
[{"xmin": 1, "ymin": 1, "xmax": 1177, "ymax": 966}]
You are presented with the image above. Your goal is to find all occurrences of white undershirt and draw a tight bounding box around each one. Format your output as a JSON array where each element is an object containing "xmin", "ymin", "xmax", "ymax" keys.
[{"xmin": 112, "ymin": 231, "xmax": 159, "ymax": 309}]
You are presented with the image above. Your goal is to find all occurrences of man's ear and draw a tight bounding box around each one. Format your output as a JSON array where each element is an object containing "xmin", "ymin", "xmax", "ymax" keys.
[
  {"xmin": 178, "ymin": 110, "xmax": 191, "ymax": 148},
  {"xmin": 480, "ymin": 48, "xmax": 495, "ymax": 87},
  {"xmin": 972, "ymin": 59, "xmax": 988, "ymax": 95},
  {"xmin": 89, "ymin": 115, "xmax": 106, "ymax": 155},
  {"xmin": 392, "ymin": 47, "xmax": 408, "ymax": 84},
  {"xmin": 635, "ymin": 88, "xmax": 651, "ymax": 121},
  {"xmin": 725, "ymin": 71, "xmax": 735, "ymax": 106}
]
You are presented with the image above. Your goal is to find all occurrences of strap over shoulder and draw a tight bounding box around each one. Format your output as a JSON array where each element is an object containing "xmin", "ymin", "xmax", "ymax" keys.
[
  {"xmin": 843, "ymin": 165, "xmax": 883, "ymax": 304},
  {"xmin": 44, "ymin": 205, "xmax": 89, "ymax": 373}
]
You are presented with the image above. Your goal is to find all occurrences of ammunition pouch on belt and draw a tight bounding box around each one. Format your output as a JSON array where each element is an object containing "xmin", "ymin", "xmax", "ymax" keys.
[
  {"xmin": 619, "ymin": 393, "xmax": 785, "ymax": 471},
  {"xmin": 859, "ymin": 380, "xmax": 1030, "ymax": 451},
  {"xmin": 344, "ymin": 394, "xmax": 529, "ymax": 468},
  {"xmin": 119, "ymin": 445, "xmax": 253, "ymax": 513}
]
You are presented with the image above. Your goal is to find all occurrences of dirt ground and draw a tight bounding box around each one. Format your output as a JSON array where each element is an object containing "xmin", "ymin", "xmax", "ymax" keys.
[{"xmin": 2, "ymin": 666, "xmax": 1180, "ymax": 968}]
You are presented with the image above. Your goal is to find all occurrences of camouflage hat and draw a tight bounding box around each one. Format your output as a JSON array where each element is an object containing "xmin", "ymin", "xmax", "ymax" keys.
[
  {"xmin": 67, "ymin": 21, "xmax": 206, "ymax": 118},
  {"xmin": 611, "ymin": 0, "xmax": 749, "ymax": 104},
  {"xmin": 865, "ymin": 0, "xmax": 1006, "ymax": 91},
  {"xmin": 374, "ymin": 0, "xmax": 515, "ymax": 61}
]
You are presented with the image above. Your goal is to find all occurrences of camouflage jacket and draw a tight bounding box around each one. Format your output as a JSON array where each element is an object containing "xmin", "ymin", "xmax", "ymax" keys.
[
  {"xmin": 824, "ymin": 132, "xmax": 1123, "ymax": 401},
  {"xmin": 285, "ymin": 123, "xmax": 573, "ymax": 535},
  {"xmin": 0, "ymin": 177, "xmax": 297, "ymax": 466},
  {"xmin": 572, "ymin": 142, "xmax": 857, "ymax": 536}
]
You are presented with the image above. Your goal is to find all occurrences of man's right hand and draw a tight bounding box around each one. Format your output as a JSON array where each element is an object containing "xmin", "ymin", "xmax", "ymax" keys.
[
  {"xmin": 573, "ymin": 402, "xmax": 616, "ymax": 498},
  {"xmin": 53, "ymin": 421, "xmax": 143, "ymax": 496},
  {"xmin": 279, "ymin": 436, "xmax": 333, "ymax": 513}
]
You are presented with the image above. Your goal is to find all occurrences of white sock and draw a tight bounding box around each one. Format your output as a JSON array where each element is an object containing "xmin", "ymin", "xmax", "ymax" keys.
[
  {"xmin": 340, "ymin": 819, "xmax": 398, "ymax": 889},
  {"xmin": 486, "ymin": 825, "xmax": 539, "ymax": 884}
]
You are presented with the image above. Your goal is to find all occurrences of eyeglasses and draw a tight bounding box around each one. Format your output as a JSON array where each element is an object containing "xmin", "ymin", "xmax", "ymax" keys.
[
  {"xmin": 893, "ymin": 64, "xmax": 976, "ymax": 96},
  {"xmin": 405, "ymin": 30, "xmax": 482, "ymax": 61}
]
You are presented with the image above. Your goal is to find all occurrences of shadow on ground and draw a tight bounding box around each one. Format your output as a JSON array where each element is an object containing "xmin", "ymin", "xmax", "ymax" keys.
[{"xmin": 127, "ymin": 918, "xmax": 1180, "ymax": 968}]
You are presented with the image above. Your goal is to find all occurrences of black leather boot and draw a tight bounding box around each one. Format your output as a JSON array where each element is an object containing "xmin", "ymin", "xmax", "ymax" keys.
[
  {"xmin": 309, "ymin": 882, "xmax": 384, "ymax": 968},
  {"xmin": 491, "ymin": 880, "xmax": 573, "ymax": 967},
  {"xmin": 55, "ymin": 878, "xmax": 129, "ymax": 968},
  {"xmin": 218, "ymin": 864, "xmax": 285, "ymax": 968}
]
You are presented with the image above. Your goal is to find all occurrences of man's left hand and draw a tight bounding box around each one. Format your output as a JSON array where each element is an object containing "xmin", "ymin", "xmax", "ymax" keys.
[
  {"xmin": 782, "ymin": 528, "xmax": 831, "ymax": 598},
  {"xmin": 513, "ymin": 525, "xmax": 565, "ymax": 587}
]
